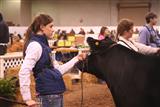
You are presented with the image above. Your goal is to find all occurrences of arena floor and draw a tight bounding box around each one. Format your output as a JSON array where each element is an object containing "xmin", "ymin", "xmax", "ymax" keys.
[{"xmin": 64, "ymin": 82, "xmax": 115, "ymax": 107}]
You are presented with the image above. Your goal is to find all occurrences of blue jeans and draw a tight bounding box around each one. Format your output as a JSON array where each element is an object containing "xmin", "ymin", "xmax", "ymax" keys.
[{"xmin": 37, "ymin": 94, "xmax": 63, "ymax": 107}]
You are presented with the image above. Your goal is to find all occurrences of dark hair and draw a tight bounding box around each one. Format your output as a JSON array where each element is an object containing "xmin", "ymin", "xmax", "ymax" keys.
[
  {"xmin": 0, "ymin": 13, "xmax": 3, "ymax": 21},
  {"xmin": 116, "ymin": 19, "xmax": 134, "ymax": 40},
  {"xmin": 145, "ymin": 12, "xmax": 157, "ymax": 23},
  {"xmin": 99, "ymin": 26, "xmax": 108, "ymax": 36},
  {"xmin": 23, "ymin": 14, "xmax": 53, "ymax": 55}
]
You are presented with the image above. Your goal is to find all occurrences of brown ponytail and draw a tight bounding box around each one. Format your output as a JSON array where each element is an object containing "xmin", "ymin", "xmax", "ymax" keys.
[{"xmin": 23, "ymin": 14, "xmax": 53, "ymax": 56}]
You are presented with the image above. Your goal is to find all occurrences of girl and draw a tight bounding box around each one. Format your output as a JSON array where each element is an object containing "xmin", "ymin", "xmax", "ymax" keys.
[
  {"xmin": 98, "ymin": 26, "xmax": 110, "ymax": 40},
  {"xmin": 116, "ymin": 19, "xmax": 160, "ymax": 55},
  {"xmin": 19, "ymin": 14, "xmax": 86, "ymax": 107}
]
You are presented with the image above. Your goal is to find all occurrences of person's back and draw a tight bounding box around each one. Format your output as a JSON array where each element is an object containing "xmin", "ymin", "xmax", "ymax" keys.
[
  {"xmin": 139, "ymin": 12, "xmax": 160, "ymax": 47},
  {"xmin": 0, "ymin": 13, "xmax": 9, "ymax": 55}
]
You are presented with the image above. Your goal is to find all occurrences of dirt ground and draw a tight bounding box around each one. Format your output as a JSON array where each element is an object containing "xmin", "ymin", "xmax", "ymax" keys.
[
  {"xmin": 12, "ymin": 82, "xmax": 115, "ymax": 107},
  {"xmin": 5, "ymin": 67, "xmax": 115, "ymax": 107},
  {"xmin": 64, "ymin": 82, "xmax": 115, "ymax": 107}
]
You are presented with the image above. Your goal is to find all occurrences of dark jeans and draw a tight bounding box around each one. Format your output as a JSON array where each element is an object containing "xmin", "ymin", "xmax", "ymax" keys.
[
  {"xmin": 0, "ymin": 45, "xmax": 7, "ymax": 55},
  {"xmin": 37, "ymin": 94, "xmax": 63, "ymax": 107}
]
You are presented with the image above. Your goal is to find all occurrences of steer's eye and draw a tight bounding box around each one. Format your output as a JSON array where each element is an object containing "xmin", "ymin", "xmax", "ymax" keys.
[{"xmin": 95, "ymin": 41, "xmax": 99, "ymax": 46}]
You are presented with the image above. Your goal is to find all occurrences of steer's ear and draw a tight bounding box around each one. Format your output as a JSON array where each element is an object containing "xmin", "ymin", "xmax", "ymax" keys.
[
  {"xmin": 87, "ymin": 37, "xmax": 94, "ymax": 43},
  {"xmin": 87, "ymin": 37, "xmax": 95, "ymax": 48},
  {"xmin": 87, "ymin": 37, "xmax": 100, "ymax": 50}
]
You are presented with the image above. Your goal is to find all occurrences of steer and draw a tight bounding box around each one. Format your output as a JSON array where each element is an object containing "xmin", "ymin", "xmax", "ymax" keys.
[{"xmin": 76, "ymin": 37, "xmax": 160, "ymax": 107}]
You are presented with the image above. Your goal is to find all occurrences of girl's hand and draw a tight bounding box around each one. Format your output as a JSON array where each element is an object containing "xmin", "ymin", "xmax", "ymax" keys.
[
  {"xmin": 77, "ymin": 52, "xmax": 87, "ymax": 61},
  {"xmin": 26, "ymin": 100, "xmax": 39, "ymax": 107}
]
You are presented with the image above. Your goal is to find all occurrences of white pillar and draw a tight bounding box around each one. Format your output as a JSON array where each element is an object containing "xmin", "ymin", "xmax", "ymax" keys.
[{"xmin": 0, "ymin": 57, "xmax": 5, "ymax": 78}]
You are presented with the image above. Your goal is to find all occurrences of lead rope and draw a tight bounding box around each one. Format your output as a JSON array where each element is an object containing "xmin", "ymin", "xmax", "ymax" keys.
[
  {"xmin": 81, "ymin": 71, "xmax": 84, "ymax": 107},
  {"xmin": 0, "ymin": 96, "xmax": 27, "ymax": 106},
  {"xmin": 78, "ymin": 49, "xmax": 84, "ymax": 107},
  {"xmin": 80, "ymin": 54, "xmax": 89, "ymax": 107},
  {"xmin": 78, "ymin": 49, "xmax": 90, "ymax": 107}
]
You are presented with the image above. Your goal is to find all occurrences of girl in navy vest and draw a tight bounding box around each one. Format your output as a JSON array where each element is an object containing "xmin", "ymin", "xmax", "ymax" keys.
[{"xmin": 19, "ymin": 14, "xmax": 86, "ymax": 107}]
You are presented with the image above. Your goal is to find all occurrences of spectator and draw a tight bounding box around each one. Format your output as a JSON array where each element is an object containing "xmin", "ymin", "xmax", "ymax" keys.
[
  {"xmin": 98, "ymin": 26, "xmax": 110, "ymax": 40},
  {"xmin": 55, "ymin": 29, "xmax": 61, "ymax": 35},
  {"xmin": 69, "ymin": 29, "xmax": 76, "ymax": 36},
  {"xmin": 58, "ymin": 30, "xmax": 67, "ymax": 40},
  {"xmin": 78, "ymin": 28, "xmax": 86, "ymax": 35},
  {"xmin": 134, "ymin": 28, "xmax": 139, "ymax": 34},
  {"xmin": 88, "ymin": 29, "xmax": 94, "ymax": 34},
  {"xmin": 0, "ymin": 12, "xmax": 9, "ymax": 55},
  {"xmin": 139, "ymin": 12, "xmax": 160, "ymax": 47},
  {"xmin": 110, "ymin": 30, "xmax": 116, "ymax": 41}
]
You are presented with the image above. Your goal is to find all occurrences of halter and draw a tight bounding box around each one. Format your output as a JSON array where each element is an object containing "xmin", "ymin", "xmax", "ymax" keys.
[{"xmin": 91, "ymin": 43, "xmax": 117, "ymax": 55}]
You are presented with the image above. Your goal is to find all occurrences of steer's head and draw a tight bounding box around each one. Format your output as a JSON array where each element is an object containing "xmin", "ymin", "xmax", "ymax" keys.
[
  {"xmin": 76, "ymin": 37, "xmax": 115, "ymax": 80},
  {"xmin": 87, "ymin": 37, "xmax": 116, "ymax": 53}
]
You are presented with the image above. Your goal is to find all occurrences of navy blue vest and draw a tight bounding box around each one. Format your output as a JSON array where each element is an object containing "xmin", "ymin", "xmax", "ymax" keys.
[{"xmin": 28, "ymin": 34, "xmax": 66, "ymax": 95}]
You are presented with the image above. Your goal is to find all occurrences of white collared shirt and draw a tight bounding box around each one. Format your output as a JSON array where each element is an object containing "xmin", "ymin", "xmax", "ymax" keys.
[
  {"xmin": 118, "ymin": 36, "xmax": 138, "ymax": 52},
  {"xmin": 19, "ymin": 41, "xmax": 79, "ymax": 101}
]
